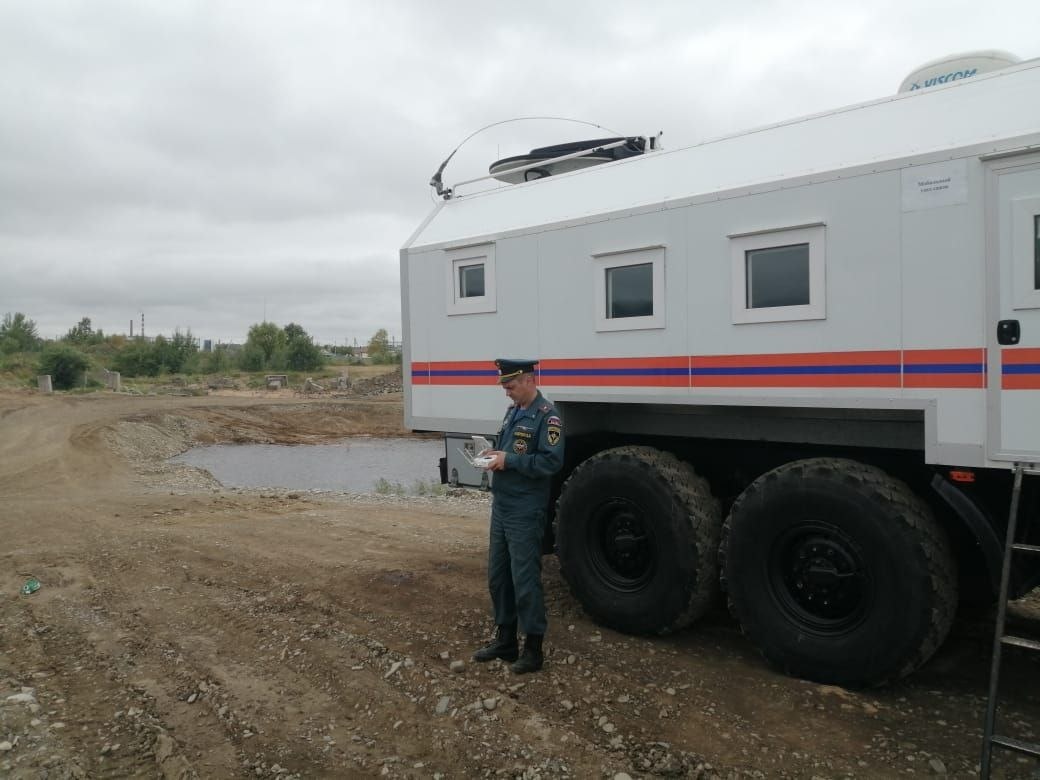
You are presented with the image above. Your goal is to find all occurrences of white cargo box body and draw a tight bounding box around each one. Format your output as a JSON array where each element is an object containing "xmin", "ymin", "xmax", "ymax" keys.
[{"xmin": 402, "ymin": 60, "xmax": 1040, "ymax": 469}]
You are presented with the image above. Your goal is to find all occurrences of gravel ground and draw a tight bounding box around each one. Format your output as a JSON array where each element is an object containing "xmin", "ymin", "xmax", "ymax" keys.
[{"xmin": 2, "ymin": 390, "xmax": 1039, "ymax": 778}]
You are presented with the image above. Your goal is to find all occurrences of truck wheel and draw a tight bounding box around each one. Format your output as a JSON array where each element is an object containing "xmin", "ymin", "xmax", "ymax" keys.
[
  {"xmin": 721, "ymin": 458, "xmax": 957, "ymax": 687},
  {"xmin": 555, "ymin": 446, "xmax": 720, "ymax": 634}
]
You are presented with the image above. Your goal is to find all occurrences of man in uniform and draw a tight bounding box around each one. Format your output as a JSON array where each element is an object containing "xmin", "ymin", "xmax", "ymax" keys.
[{"xmin": 472, "ymin": 359, "xmax": 564, "ymax": 674}]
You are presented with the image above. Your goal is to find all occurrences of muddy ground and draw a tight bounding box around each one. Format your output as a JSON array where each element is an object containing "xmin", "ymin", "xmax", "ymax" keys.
[{"xmin": 1, "ymin": 387, "xmax": 1038, "ymax": 779}]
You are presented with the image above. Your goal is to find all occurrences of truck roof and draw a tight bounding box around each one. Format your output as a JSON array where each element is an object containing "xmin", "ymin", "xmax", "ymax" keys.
[{"xmin": 406, "ymin": 58, "xmax": 1040, "ymax": 251}]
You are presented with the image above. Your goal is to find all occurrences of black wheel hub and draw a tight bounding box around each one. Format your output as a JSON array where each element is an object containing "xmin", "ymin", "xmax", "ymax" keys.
[
  {"xmin": 770, "ymin": 524, "xmax": 869, "ymax": 634},
  {"xmin": 588, "ymin": 498, "xmax": 655, "ymax": 591}
]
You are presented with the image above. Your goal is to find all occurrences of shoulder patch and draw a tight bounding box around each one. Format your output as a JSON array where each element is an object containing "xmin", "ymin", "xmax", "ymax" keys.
[{"xmin": 547, "ymin": 415, "xmax": 562, "ymax": 426}]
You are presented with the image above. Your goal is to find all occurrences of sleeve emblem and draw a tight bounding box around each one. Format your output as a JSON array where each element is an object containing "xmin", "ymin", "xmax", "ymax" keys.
[{"xmin": 547, "ymin": 426, "xmax": 561, "ymax": 446}]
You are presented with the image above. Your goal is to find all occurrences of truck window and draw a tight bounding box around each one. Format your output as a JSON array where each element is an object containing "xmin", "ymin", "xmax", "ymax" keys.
[
  {"xmin": 446, "ymin": 243, "xmax": 496, "ymax": 316},
  {"xmin": 459, "ymin": 263, "xmax": 485, "ymax": 298},
  {"xmin": 1034, "ymin": 214, "xmax": 1039, "ymax": 290},
  {"xmin": 606, "ymin": 263, "xmax": 653, "ymax": 318},
  {"xmin": 730, "ymin": 224, "xmax": 826, "ymax": 324},
  {"xmin": 746, "ymin": 243, "xmax": 810, "ymax": 309},
  {"xmin": 592, "ymin": 245, "xmax": 666, "ymax": 332},
  {"xmin": 1009, "ymin": 197, "xmax": 1040, "ymax": 310}
]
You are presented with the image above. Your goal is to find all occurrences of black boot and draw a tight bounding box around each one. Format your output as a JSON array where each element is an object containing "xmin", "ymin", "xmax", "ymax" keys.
[
  {"xmin": 473, "ymin": 623, "xmax": 518, "ymax": 663},
  {"xmin": 510, "ymin": 633, "xmax": 544, "ymax": 674}
]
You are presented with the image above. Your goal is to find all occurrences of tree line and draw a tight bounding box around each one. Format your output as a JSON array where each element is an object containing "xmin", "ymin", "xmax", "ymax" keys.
[{"xmin": 0, "ymin": 313, "xmax": 400, "ymax": 390}]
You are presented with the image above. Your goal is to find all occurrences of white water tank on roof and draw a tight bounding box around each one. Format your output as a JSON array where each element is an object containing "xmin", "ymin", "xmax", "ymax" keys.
[{"xmin": 898, "ymin": 49, "xmax": 1020, "ymax": 92}]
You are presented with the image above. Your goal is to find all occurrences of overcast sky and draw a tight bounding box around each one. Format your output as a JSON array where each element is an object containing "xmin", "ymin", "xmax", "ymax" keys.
[{"xmin": 1, "ymin": 1, "xmax": 1037, "ymax": 347}]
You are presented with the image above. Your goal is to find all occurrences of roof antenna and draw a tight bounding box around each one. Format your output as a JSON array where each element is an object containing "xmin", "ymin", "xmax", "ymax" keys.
[
  {"xmin": 429, "ymin": 116, "xmax": 622, "ymax": 200},
  {"xmin": 429, "ymin": 149, "xmax": 458, "ymax": 199}
]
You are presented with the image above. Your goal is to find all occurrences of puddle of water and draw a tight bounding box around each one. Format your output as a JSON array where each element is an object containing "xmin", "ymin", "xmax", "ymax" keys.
[{"xmin": 170, "ymin": 438, "xmax": 443, "ymax": 493}]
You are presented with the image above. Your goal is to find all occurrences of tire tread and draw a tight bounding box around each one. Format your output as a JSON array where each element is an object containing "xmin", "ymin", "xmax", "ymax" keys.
[
  {"xmin": 721, "ymin": 457, "xmax": 957, "ymax": 686},
  {"xmin": 556, "ymin": 446, "xmax": 721, "ymax": 634}
]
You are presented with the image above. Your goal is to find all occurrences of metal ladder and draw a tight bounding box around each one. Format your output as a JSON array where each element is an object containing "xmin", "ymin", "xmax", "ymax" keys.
[{"xmin": 981, "ymin": 463, "xmax": 1040, "ymax": 778}]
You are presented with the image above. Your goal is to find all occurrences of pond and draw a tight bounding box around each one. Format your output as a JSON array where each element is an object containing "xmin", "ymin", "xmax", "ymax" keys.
[{"xmin": 170, "ymin": 438, "xmax": 443, "ymax": 493}]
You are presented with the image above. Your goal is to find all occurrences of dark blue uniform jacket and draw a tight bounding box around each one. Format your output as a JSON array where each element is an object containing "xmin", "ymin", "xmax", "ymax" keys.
[{"xmin": 490, "ymin": 392, "xmax": 564, "ymax": 513}]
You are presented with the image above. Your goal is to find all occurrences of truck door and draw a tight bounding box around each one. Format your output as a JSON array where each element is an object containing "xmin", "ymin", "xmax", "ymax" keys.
[{"xmin": 987, "ymin": 154, "xmax": 1040, "ymax": 461}]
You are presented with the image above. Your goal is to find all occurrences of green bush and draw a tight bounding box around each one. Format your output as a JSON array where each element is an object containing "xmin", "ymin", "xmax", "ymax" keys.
[
  {"xmin": 201, "ymin": 346, "xmax": 233, "ymax": 374},
  {"xmin": 1, "ymin": 313, "xmax": 41, "ymax": 353},
  {"xmin": 371, "ymin": 351, "xmax": 402, "ymax": 365},
  {"xmin": 113, "ymin": 342, "xmax": 161, "ymax": 377},
  {"xmin": 245, "ymin": 322, "xmax": 285, "ymax": 368},
  {"xmin": 110, "ymin": 331, "xmax": 198, "ymax": 377},
  {"xmin": 79, "ymin": 336, "xmax": 125, "ymax": 364},
  {"xmin": 64, "ymin": 317, "xmax": 105, "ymax": 346},
  {"xmin": 238, "ymin": 343, "xmax": 266, "ymax": 372},
  {"xmin": 0, "ymin": 351, "xmax": 39, "ymax": 387},
  {"xmin": 154, "ymin": 330, "xmax": 198, "ymax": 374},
  {"xmin": 38, "ymin": 345, "xmax": 91, "ymax": 390}
]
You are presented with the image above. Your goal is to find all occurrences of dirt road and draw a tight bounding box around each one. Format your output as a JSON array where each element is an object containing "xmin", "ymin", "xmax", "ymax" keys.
[{"xmin": 1, "ymin": 389, "xmax": 1038, "ymax": 778}]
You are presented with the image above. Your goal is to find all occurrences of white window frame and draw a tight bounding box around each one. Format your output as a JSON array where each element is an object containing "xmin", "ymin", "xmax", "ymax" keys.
[
  {"xmin": 1011, "ymin": 196, "xmax": 1040, "ymax": 310},
  {"xmin": 446, "ymin": 243, "xmax": 496, "ymax": 316},
  {"xmin": 592, "ymin": 245, "xmax": 666, "ymax": 332},
  {"xmin": 730, "ymin": 223, "xmax": 826, "ymax": 324}
]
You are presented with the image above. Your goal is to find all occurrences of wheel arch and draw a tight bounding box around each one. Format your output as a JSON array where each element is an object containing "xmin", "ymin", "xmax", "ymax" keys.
[{"xmin": 928, "ymin": 473, "xmax": 1003, "ymax": 599}]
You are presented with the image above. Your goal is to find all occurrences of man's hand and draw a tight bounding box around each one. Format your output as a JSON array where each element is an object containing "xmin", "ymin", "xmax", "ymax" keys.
[{"xmin": 485, "ymin": 450, "xmax": 507, "ymax": 472}]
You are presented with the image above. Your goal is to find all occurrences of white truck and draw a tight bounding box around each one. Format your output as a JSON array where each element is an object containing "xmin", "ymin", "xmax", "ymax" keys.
[{"xmin": 400, "ymin": 54, "xmax": 1040, "ymax": 687}]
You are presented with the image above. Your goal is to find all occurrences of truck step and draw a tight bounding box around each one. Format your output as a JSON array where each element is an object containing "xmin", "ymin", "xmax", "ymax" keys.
[
  {"xmin": 1001, "ymin": 635, "xmax": 1040, "ymax": 652},
  {"xmin": 990, "ymin": 735, "xmax": 1040, "ymax": 758}
]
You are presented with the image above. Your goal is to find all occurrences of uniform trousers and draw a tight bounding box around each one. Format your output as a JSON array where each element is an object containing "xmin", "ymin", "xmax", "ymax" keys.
[{"xmin": 487, "ymin": 506, "xmax": 547, "ymax": 636}]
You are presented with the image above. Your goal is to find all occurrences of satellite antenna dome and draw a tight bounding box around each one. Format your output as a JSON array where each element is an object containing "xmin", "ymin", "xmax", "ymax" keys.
[{"xmin": 898, "ymin": 49, "xmax": 1020, "ymax": 92}]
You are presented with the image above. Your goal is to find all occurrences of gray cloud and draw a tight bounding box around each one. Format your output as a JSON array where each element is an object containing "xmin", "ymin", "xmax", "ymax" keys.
[{"xmin": 1, "ymin": 0, "xmax": 1037, "ymax": 346}]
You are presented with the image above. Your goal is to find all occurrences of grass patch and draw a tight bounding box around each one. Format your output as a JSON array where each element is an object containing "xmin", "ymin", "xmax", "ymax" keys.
[
  {"xmin": 413, "ymin": 479, "xmax": 447, "ymax": 497},
  {"xmin": 373, "ymin": 477, "xmax": 446, "ymax": 497},
  {"xmin": 374, "ymin": 477, "xmax": 406, "ymax": 495}
]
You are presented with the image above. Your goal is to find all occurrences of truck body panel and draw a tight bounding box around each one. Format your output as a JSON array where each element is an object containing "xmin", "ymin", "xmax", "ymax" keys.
[
  {"xmin": 401, "ymin": 57, "xmax": 1040, "ymax": 685},
  {"xmin": 404, "ymin": 63, "xmax": 1040, "ymax": 472}
]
